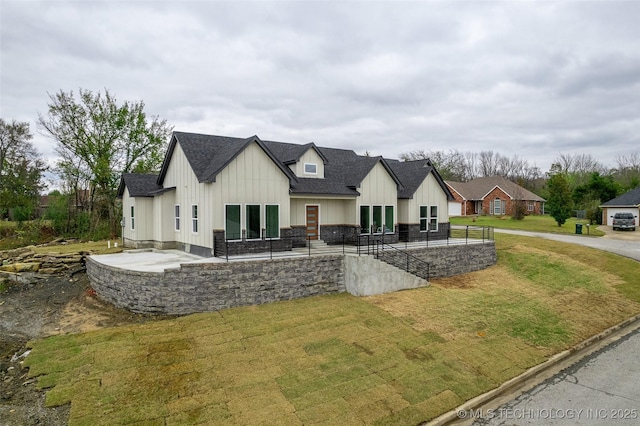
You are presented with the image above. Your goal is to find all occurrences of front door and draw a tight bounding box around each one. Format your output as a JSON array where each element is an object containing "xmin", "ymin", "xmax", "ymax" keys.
[{"xmin": 306, "ymin": 205, "xmax": 319, "ymax": 240}]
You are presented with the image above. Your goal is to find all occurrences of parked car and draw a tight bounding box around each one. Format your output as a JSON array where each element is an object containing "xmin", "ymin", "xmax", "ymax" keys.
[{"xmin": 611, "ymin": 212, "xmax": 637, "ymax": 231}]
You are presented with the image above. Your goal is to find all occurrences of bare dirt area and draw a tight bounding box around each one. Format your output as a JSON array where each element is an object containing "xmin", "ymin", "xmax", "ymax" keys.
[{"xmin": 0, "ymin": 272, "xmax": 159, "ymax": 426}]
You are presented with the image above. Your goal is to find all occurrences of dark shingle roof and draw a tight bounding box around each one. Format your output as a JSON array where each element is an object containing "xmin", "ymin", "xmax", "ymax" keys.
[
  {"xmin": 118, "ymin": 173, "xmax": 162, "ymax": 197},
  {"xmin": 387, "ymin": 159, "xmax": 453, "ymax": 200},
  {"xmin": 158, "ymin": 132, "xmax": 296, "ymax": 184},
  {"xmin": 600, "ymin": 187, "xmax": 640, "ymax": 207},
  {"xmin": 446, "ymin": 176, "xmax": 545, "ymax": 202},
  {"xmin": 144, "ymin": 131, "xmax": 424, "ymax": 198}
]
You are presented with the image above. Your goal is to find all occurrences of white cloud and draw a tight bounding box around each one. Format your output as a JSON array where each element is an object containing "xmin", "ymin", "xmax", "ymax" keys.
[{"xmin": 1, "ymin": 0, "xmax": 639, "ymax": 177}]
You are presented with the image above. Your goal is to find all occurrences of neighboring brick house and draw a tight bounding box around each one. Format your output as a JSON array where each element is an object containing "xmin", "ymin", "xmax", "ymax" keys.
[
  {"xmin": 446, "ymin": 176, "xmax": 545, "ymax": 216},
  {"xmin": 118, "ymin": 132, "xmax": 454, "ymax": 256},
  {"xmin": 600, "ymin": 187, "xmax": 640, "ymax": 227}
]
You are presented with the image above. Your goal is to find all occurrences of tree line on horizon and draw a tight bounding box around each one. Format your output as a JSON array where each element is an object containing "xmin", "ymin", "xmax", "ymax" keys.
[
  {"xmin": 401, "ymin": 148, "xmax": 640, "ymax": 226},
  {"xmin": 1, "ymin": 88, "xmax": 639, "ymax": 243}
]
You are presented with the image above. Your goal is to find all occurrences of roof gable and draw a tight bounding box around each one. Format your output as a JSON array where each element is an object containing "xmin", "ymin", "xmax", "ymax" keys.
[
  {"xmin": 388, "ymin": 159, "xmax": 454, "ymax": 200},
  {"xmin": 118, "ymin": 173, "xmax": 162, "ymax": 198},
  {"xmin": 158, "ymin": 132, "xmax": 296, "ymax": 185}
]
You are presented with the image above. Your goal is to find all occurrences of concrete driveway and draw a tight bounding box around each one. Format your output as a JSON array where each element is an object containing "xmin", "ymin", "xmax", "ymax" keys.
[{"xmin": 494, "ymin": 226, "xmax": 640, "ymax": 261}]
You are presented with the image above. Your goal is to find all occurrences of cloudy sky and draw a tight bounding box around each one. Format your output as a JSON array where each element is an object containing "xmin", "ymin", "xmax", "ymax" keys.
[{"xmin": 1, "ymin": 0, "xmax": 639, "ymax": 182}]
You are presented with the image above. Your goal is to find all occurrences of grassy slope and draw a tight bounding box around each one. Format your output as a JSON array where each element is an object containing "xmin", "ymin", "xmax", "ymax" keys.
[
  {"xmin": 450, "ymin": 215, "xmax": 605, "ymax": 236},
  {"xmin": 25, "ymin": 234, "xmax": 640, "ymax": 425}
]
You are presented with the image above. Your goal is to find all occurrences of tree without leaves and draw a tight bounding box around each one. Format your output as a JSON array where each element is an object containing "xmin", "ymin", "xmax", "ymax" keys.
[
  {"xmin": 37, "ymin": 89, "xmax": 173, "ymax": 235},
  {"xmin": 399, "ymin": 148, "xmax": 542, "ymax": 189},
  {"xmin": 0, "ymin": 119, "xmax": 47, "ymax": 220},
  {"xmin": 614, "ymin": 152, "xmax": 640, "ymax": 191}
]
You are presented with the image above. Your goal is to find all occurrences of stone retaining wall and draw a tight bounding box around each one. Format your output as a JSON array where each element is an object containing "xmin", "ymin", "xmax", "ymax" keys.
[
  {"xmin": 378, "ymin": 242, "xmax": 497, "ymax": 279},
  {"xmin": 87, "ymin": 255, "xmax": 346, "ymax": 314},
  {"xmin": 87, "ymin": 242, "xmax": 497, "ymax": 315}
]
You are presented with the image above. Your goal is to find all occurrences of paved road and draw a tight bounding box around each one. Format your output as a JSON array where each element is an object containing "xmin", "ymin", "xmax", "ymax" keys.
[
  {"xmin": 473, "ymin": 327, "xmax": 640, "ymax": 425},
  {"xmin": 465, "ymin": 228, "xmax": 640, "ymax": 425},
  {"xmin": 494, "ymin": 228, "xmax": 640, "ymax": 261}
]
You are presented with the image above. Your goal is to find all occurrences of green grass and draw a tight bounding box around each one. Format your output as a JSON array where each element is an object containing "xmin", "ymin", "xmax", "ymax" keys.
[
  {"xmin": 24, "ymin": 234, "xmax": 640, "ymax": 425},
  {"xmin": 450, "ymin": 214, "xmax": 605, "ymax": 236}
]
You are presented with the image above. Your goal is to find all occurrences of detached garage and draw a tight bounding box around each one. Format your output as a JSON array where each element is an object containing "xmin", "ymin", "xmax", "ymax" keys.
[{"xmin": 600, "ymin": 187, "xmax": 640, "ymax": 227}]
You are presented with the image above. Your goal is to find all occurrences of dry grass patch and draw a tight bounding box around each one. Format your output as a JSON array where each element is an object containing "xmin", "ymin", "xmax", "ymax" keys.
[{"xmin": 24, "ymin": 234, "xmax": 640, "ymax": 425}]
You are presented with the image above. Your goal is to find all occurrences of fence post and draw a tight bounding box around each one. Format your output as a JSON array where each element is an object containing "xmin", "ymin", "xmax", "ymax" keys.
[
  {"xmin": 225, "ymin": 239, "xmax": 229, "ymax": 262},
  {"xmin": 269, "ymin": 238, "xmax": 273, "ymax": 260},
  {"xmin": 308, "ymin": 235, "xmax": 311, "ymax": 256},
  {"xmin": 466, "ymin": 226, "xmax": 469, "ymax": 244}
]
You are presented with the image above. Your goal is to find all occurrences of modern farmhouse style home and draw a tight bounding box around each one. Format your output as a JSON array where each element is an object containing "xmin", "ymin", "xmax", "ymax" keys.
[{"xmin": 118, "ymin": 132, "xmax": 454, "ymax": 257}]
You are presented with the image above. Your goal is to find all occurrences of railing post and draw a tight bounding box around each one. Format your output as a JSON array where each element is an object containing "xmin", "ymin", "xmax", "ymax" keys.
[
  {"xmin": 308, "ymin": 235, "xmax": 311, "ymax": 256},
  {"xmin": 466, "ymin": 226, "xmax": 469, "ymax": 244},
  {"xmin": 342, "ymin": 233, "xmax": 345, "ymax": 254},
  {"xmin": 269, "ymin": 238, "xmax": 273, "ymax": 260},
  {"xmin": 225, "ymin": 239, "xmax": 229, "ymax": 262}
]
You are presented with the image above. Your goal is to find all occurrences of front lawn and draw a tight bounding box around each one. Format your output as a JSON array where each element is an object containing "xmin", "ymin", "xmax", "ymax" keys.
[
  {"xmin": 25, "ymin": 234, "xmax": 640, "ymax": 425},
  {"xmin": 450, "ymin": 214, "xmax": 605, "ymax": 236}
]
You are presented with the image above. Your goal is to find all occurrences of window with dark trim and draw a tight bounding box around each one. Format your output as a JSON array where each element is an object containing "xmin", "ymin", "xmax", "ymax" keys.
[
  {"xmin": 131, "ymin": 206, "xmax": 135, "ymax": 230},
  {"xmin": 174, "ymin": 205, "xmax": 180, "ymax": 231}
]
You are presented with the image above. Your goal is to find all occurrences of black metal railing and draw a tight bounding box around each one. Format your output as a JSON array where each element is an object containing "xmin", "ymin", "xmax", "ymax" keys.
[
  {"xmin": 217, "ymin": 225, "xmax": 494, "ymax": 262},
  {"xmin": 374, "ymin": 241, "xmax": 432, "ymax": 281}
]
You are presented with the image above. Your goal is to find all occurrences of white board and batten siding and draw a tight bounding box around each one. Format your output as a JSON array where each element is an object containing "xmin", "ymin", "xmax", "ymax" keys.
[
  {"xmin": 122, "ymin": 187, "xmax": 154, "ymax": 242},
  {"xmin": 290, "ymin": 198, "xmax": 356, "ymax": 228},
  {"xmin": 161, "ymin": 142, "xmax": 215, "ymax": 250},
  {"xmin": 289, "ymin": 148, "xmax": 325, "ymax": 179},
  {"xmin": 211, "ymin": 142, "xmax": 291, "ymax": 230},
  {"xmin": 404, "ymin": 173, "xmax": 449, "ymax": 223},
  {"xmin": 358, "ymin": 162, "xmax": 398, "ymax": 208}
]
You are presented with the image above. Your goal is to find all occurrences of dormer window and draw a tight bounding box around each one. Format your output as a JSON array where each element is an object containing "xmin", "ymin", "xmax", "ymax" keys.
[{"xmin": 304, "ymin": 163, "xmax": 317, "ymax": 174}]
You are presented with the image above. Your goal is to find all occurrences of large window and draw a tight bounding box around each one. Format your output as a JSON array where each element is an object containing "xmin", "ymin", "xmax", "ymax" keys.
[
  {"xmin": 246, "ymin": 204, "xmax": 261, "ymax": 239},
  {"xmin": 372, "ymin": 206, "xmax": 383, "ymax": 233},
  {"xmin": 130, "ymin": 206, "xmax": 135, "ymax": 230},
  {"xmin": 360, "ymin": 205, "xmax": 370, "ymax": 234},
  {"xmin": 385, "ymin": 206, "xmax": 394, "ymax": 233},
  {"xmin": 174, "ymin": 205, "xmax": 180, "ymax": 231},
  {"xmin": 191, "ymin": 205, "xmax": 198, "ymax": 233},
  {"xmin": 420, "ymin": 206, "xmax": 438, "ymax": 231},
  {"xmin": 265, "ymin": 205, "xmax": 279, "ymax": 238},
  {"xmin": 225, "ymin": 205, "xmax": 241, "ymax": 240}
]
